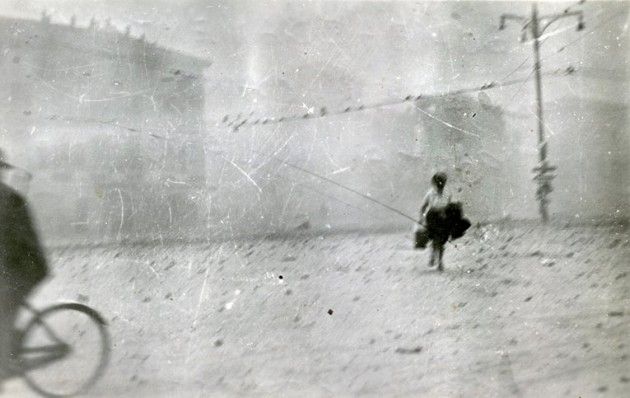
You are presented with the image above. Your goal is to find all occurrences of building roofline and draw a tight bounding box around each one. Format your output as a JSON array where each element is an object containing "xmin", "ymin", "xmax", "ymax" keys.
[{"xmin": 0, "ymin": 12, "xmax": 211, "ymax": 68}]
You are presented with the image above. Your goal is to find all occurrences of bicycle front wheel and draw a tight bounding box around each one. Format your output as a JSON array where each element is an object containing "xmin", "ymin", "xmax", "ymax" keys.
[{"xmin": 20, "ymin": 303, "xmax": 111, "ymax": 397}]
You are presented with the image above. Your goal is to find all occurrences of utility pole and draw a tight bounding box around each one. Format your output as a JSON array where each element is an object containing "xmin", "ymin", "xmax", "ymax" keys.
[{"xmin": 499, "ymin": 3, "xmax": 584, "ymax": 223}]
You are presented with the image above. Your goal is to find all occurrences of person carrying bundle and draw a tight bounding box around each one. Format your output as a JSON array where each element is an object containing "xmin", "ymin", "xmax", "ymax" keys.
[{"xmin": 415, "ymin": 172, "xmax": 471, "ymax": 271}]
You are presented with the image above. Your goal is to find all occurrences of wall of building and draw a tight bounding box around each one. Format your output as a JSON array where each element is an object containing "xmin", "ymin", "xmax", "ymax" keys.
[
  {"xmin": 0, "ymin": 14, "xmax": 210, "ymax": 242},
  {"xmin": 546, "ymin": 97, "xmax": 629, "ymax": 220}
]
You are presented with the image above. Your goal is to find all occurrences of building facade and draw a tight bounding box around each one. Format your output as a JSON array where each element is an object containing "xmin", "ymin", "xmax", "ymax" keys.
[
  {"xmin": 0, "ymin": 12, "xmax": 210, "ymax": 241},
  {"xmin": 413, "ymin": 93, "xmax": 513, "ymax": 220}
]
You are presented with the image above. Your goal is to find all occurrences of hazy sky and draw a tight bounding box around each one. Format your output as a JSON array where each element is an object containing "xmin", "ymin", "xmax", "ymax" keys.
[
  {"xmin": 1, "ymin": 1, "xmax": 627, "ymax": 227},
  {"xmin": 0, "ymin": 1, "xmax": 628, "ymax": 121}
]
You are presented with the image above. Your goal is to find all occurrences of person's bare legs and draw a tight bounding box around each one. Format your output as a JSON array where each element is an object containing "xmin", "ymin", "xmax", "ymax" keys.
[
  {"xmin": 429, "ymin": 240, "xmax": 441, "ymax": 267},
  {"xmin": 437, "ymin": 245, "xmax": 445, "ymax": 272},
  {"xmin": 428, "ymin": 241, "xmax": 436, "ymax": 267}
]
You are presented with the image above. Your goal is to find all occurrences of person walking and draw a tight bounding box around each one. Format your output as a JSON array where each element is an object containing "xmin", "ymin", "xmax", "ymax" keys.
[
  {"xmin": 419, "ymin": 172, "xmax": 451, "ymax": 271},
  {"xmin": 0, "ymin": 150, "xmax": 49, "ymax": 382}
]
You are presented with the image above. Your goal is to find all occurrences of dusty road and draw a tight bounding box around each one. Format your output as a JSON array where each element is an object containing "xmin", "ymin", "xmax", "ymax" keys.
[{"xmin": 5, "ymin": 222, "xmax": 629, "ymax": 397}]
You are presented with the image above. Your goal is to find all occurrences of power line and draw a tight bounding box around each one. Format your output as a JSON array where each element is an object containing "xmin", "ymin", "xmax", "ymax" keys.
[
  {"xmin": 221, "ymin": 67, "xmax": 577, "ymax": 133},
  {"xmin": 250, "ymin": 149, "xmax": 418, "ymax": 223},
  {"xmin": 500, "ymin": 6, "xmax": 621, "ymax": 80},
  {"xmin": 39, "ymin": 66, "xmax": 576, "ymax": 144},
  {"xmin": 554, "ymin": 10, "xmax": 625, "ymax": 54},
  {"xmin": 500, "ymin": 56, "xmax": 532, "ymax": 82},
  {"xmin": 219, "ymin": 2, "xmax": 600, "ymax": 133},
  {"xmin": 273, "ymin": 174, "xmax": 395, "ymax": 224},
  {"xmin": 500, "ymin": 3, "xmax": 585, "ymax": 223}
]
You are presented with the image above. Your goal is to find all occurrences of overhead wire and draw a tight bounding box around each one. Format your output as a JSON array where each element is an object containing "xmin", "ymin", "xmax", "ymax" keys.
[
  {"xmin": 220, "ymin": 67, "xmax": 577, "ymax": 133},
  {"xmin": 500, "ymin": 4, "xmax": 621, "ymax": 82}
]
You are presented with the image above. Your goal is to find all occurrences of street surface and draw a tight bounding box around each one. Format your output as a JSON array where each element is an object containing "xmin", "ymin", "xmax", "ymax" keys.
[{"xmin": 5, "ymin": 221, "xmax": 629, "ymax": 397}]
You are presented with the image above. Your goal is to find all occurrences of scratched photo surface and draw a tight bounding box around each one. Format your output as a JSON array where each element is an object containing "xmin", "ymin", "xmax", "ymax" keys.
[{"xmin": 0, "ymin": 0, "xmax": 628, "ymax": 397}]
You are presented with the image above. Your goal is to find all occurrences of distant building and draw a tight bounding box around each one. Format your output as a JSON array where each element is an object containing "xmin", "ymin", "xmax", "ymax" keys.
[
  {"xmin": 545, "ymin": 96, "xmax": 629, "ymax": 220},
  {"xmin": 413, "ymin": 93, "xmax": 513, "ymax": 220},
  {"xmin": 0, "ymin": 12, "xmax": 211, "ymax": 241}
]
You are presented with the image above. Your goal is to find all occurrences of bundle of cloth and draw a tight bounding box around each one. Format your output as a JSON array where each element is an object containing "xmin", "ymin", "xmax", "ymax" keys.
[{"xmin": 414, "ymin": 202, "xmax": 471, "ymax": 249}]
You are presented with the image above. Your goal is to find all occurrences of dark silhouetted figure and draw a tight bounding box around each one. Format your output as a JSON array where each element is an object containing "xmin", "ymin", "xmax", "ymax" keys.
[
  {"xmin": 419, "ymin": 172, "xmax": 470, "ymax": 271},
  {"xmin": 0, "ymin": 151, "xmax": 48, "ymax": 380}
]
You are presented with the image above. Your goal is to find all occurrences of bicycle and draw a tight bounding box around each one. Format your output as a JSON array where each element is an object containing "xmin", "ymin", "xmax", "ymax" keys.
[{"xmin": 8, "ymin": 302, "xmax": 111, "ymax": 397}]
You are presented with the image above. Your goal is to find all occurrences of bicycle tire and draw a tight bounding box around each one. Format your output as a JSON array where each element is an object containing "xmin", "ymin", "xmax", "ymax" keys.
[{"xmin": 20, "ymin": 303, "xmax": 111, "ymax": 398}]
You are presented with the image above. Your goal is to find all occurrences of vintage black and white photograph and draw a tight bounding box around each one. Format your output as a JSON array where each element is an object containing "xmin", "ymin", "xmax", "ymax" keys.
[{"xmin": 0, "ymin": 0, "xmax": 628, "ymax": 396}]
